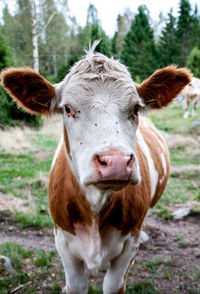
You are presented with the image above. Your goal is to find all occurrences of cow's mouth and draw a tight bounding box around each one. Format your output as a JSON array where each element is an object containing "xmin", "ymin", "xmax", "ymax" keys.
[{"xmin": 93, "ymin": 180, "xmax": 130, "ymax": 191}]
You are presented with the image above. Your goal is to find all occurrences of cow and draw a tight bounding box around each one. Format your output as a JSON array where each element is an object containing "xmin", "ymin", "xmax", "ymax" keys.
[
  {"xmin": 182, "ymin": 76, "xmax": 200, "ymax": 118},
  {"xmin": 1, "ymin": 42, "xmax": 191, "ymax": 294}
]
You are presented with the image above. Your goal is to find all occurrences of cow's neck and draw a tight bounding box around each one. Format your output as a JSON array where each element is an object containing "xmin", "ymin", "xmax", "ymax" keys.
[{"xmin": 84, "ymin": 185, "xmax": 112, "ymax": 212}]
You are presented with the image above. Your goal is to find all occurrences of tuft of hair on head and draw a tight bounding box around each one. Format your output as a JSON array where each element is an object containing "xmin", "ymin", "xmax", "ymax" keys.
[{"xmin": 85, "ymin": 40, "xmax": 101, "ymax": 59}]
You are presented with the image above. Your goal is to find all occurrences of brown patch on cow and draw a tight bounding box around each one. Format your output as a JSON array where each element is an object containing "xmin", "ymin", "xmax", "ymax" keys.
[
  {"xmin": 49, "ymin": 144, "xmax": 93, "ymax": 234},
  {"xmin": 136, "ymin": 66, "xmax": 191, "ymax": 109},
  {"xmin": 138, "ymin": 118, "xmax": 170, "ymax": 207},
  {"xmin": 100, "ymin": 139, "xmax": 151, "ymax": 235},
  {"xmin": 1, "ymin": 67, "xmax": 55, "ymax": 115},
  {"xmin": 63, "ymin": 124, "xmax": 71, "ymax": 157}
]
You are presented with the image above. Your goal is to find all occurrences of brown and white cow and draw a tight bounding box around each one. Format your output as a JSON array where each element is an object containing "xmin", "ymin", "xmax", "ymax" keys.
[
  {"xmin": 1, "ymin": 42, "xmax": 191, "ymax": 294},
  {"xmin": 182, "ymin": 76, "xmax": 200, "ymax": 118}
]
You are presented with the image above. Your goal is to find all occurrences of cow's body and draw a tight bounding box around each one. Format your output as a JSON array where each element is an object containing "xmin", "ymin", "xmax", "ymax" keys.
[
  {"xmin": 182, "ymin": 76, "xmax": 200, "ymax": 118},
  {"xmin": 1, "ymin": 42, "xmax": 191, "ymax": 293},
  {"xmin": 49, "ymin": 116, "xmax": 169, "ymax": 293}
]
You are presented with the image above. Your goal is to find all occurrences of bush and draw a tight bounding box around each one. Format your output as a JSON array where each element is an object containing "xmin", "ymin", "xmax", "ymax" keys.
[
  {"xmin": 186, "ymin": 46, "xmax": 200, "ymax": 78},
  {"xmin": 56, "ymin": 55, "xmax": 80, "ymax": 82},
  {"xmin": 0, "ymin": 87, "xmax": 43, "ymax": 128}
]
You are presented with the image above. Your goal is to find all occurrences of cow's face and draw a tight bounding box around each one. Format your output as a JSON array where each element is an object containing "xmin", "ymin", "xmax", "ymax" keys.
[
  {"xmin": 58, "ymin": 57, "xmax": 144, "ymax": 190},
  {"xmin": 1, "ymin": 43, "xmax": 191, "ymax": 194}
]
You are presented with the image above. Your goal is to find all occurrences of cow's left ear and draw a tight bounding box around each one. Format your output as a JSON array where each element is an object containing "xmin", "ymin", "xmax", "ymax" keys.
[
  {"xmin": 136, "ymin": 66, "xmax": 192, "ymax": 109},
  {"xmin": 1, "ymin": 67, "xmax": 60, "ymax": 115}
]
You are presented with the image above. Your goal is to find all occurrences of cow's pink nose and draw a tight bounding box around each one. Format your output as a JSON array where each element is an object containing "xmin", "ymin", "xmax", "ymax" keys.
[{"xmin": 94, "ymin": 151, "xmax": 134, "ymax": 181}]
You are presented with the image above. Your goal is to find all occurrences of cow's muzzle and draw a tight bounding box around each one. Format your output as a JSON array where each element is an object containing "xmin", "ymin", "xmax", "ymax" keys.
[{"xmin": 93, "ymin": 150, "xmax": 134, "ymax": 189}]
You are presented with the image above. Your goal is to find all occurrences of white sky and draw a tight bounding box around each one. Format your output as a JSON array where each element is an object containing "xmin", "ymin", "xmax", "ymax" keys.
[
  {"xmin": 0, "ymin": 0, "xmax": 199, "ymax": 37},
  {"xmin": 68, "ymin": 0, "xmax": 199, "ymax": 36}
]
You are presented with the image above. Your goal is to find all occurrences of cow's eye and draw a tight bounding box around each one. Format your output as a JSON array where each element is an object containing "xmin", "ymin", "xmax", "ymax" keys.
[
  {"xmin": 64, "ymin": 104, "xmax": 76, "ymax": 116},
  {"xmin": 131, "ymin": 105, "xmax": 140, "ymax": 117}
]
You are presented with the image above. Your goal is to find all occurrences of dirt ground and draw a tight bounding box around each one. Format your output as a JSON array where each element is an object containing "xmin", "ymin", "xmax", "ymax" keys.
[{"xmin": 0, "ymin": 211, "xmax": 200, "ymax": 293}]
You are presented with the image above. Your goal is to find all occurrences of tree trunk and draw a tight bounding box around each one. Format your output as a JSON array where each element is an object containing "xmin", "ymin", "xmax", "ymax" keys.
[{"xmin": 31, "ymin": 0, "xmax": 39, "ymax": 72}]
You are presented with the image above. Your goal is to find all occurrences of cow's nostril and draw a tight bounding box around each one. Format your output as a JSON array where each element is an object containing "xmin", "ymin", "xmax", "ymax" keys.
[
  {"xmin": 97, "ymin": 156, "xmax": 107, "ymax": 166},
  {"xmin": 127, "ymin": 154, "xmax": 134, "ymax": 166}
]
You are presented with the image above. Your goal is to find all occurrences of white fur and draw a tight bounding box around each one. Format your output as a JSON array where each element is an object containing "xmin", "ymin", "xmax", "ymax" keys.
[
  {"xmin": 56, "ymin": 51, "xmax": 143, "ymax": 203},
  {"xmin": 103, "ymin": 236, "xmax": 138, "ymax": 294},
  {"xmin": 182, "ymin": 77, "xmax": 200, "ymax": 118},
  {"xmin": 55, "ymin": 221, "xmax": 133, "ymax": 284},
  {"xmin": 161, "ymin": 152, "xmax": 167, "ymax": 176},
  {"xmin": 136, "ymin": 130, "xmax": 158, "ymax": 199},
  {"xmin": 51, "ymin": 136, "xmax": 63, "ymax": 171}
]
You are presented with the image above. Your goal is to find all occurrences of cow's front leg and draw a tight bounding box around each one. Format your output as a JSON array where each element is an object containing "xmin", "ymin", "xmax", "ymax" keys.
[
  {"xmin": 55, "ymin": 231, "xmax": 88, "ymax": 294},
  {"xmin": 103, "ymin": 236, "xmax": 138, "ymax": 294}
]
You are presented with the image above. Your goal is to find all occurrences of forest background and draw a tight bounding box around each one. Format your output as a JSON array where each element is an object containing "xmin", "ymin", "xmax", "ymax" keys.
[{"xmin": 0, "ymin": 0, "xmax": 200, "ymax": 126}]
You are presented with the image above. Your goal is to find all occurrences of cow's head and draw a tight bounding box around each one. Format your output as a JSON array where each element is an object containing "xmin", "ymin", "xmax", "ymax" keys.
[{"xmin": 1, "ymin": 42, "xmax": 191, "ymax": 194}]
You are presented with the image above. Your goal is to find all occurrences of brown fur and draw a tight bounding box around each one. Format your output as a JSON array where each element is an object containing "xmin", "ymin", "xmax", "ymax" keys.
[
  {"xmin": 136, "ymin": 66, "xmax": 191, "ymax": 109},
  {"xmin": 49, "ymin": 117, "xmax": 166, "ymax": 237},
  {"xmin": 138, "ymin": 119, "xmax": 170, "ymax": 207},
  {"xmin": 1, "ymin": 67, "xmax": 55, "ymax": 115},
  {"xmin": 49, "ymin": 144, "xmax": 93, "ymax": 235},
  {"xmin": 63, "ymin": 125, "xmax": 71, "ymax": 157}
]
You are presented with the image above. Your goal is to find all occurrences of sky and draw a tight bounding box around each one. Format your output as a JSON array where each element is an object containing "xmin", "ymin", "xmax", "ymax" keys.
[
  {"xmin": 0, "ymin": 0, "xmax": 199, "ymax": 37},
  {"xmin": 68, "ymin": 0, "xmax": 199, "ymax": 36}
]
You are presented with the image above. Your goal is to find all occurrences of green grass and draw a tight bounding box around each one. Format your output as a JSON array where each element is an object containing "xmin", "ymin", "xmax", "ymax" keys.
[
  {"xmin": 88, "ymin": 281, "xmax": 158, "ymax": 294},
  {"xmin": 0, "ymin": 152, "xmax": 53, "ymax": 229},
  {"xmin": 0, "ymin": 241, "xmax": 159, "ymax": 294},
  {"xmin": 170, "ymin": 146, "xmax": 200, "ymax": 166},
  {"xmin": 148, "ymin": 103, "xmax": 200, "ymax": 135},
  {"xmin": 0, "ymin": 242, "xmax": 62, "ymax": 294},
  {"xmin": 151, "ymin": 172, "xmax": 200, "ymax": 219},
  {"xmin": 33, "ymin": 134, "xmax": 58, "ymax": 151}
]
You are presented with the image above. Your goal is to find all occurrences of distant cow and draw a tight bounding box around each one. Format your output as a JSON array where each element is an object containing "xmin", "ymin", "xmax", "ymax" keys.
[
  {"xmin": 1, "ymin": 42, "xmax": 191, "ymax": 294},
  {"xmin": 182, "ymin": 76, "xmax": 200, "ymax": 118}
]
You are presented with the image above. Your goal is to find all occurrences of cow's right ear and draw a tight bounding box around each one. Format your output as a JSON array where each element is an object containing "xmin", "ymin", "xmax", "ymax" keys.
[{"xmin": 1, "ymin": 67, "xmax": 61, "ymax": 115}]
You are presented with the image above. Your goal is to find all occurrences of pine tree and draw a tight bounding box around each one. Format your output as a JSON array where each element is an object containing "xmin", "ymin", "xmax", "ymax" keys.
[
  {"xmin": 191, "ymin": 5, "xmax": 200, "ymax": 50},
  {"xmin": 79, "ymin": 4, "xmax": 112, "ymax": 57},
  {"xmin": 176, "ymin": 0, "xmax": 193, "ymax": 66},
  {"xmin": 186, "ymin": 47, "xmax": 200, "ymax": 78},
  {"xmin": 121, "ymin": 5, "xmax": 161, "ymax": 81},
  {"xmin": 112, "ymin": 9, "xmax": 133, "ymax": 58},
  {"xmin": 159, "ymin": 9, "xmax": 179, "ymax": 66}
]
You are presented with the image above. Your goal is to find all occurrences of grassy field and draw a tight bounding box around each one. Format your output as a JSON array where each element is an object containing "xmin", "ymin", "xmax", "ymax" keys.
[{"xmin": 0, "ymin": 103, "xmax": 200, "ymax": 293}]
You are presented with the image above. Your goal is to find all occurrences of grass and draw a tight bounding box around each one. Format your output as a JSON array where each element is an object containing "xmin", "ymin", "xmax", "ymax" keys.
[
  {"xmin": 148, "ymin": 104, "xmax": 200, "ymax": 218},
  {"xmin": 0, "ymin": 242, "xmax": 62, "ymax": 294},
  {"xmin": 0, "ymin": 241, "xmax": 160, "ymax": 294},
  {"xmin": 148, "ymin": 103, "xmax": 200, "ymax": 135}
]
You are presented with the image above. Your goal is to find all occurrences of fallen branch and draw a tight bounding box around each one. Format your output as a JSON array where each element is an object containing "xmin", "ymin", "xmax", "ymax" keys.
[{"xmin": 10, "ymin": 281, "xmax": 32, "ymax": 294}]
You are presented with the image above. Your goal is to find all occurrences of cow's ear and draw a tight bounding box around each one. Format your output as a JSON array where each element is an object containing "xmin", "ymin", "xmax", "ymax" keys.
[
  {"xmin": 136, "ymin": 66, "xmax": 191, "ymax": 109},
  {"xmin": 1, "ymin": 67, "xmax": 59, "ymax": 115}
]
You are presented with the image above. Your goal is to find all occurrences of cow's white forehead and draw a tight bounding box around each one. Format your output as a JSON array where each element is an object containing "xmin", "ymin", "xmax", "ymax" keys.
[{"xmin": 58, "ymin": 42, "xmax": 140, "ymax": 108}]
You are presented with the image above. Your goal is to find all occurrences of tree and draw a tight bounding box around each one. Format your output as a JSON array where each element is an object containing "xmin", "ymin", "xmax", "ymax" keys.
[
  {"xmin": 186, "ymin": 47, "xmax": 200, "ymax": 78},
  {"xmin": 39, "ymin": 0, "xmax": 70, "ymax": 77},
  {"xmin": 121, "ymin": 5, "xmax": 161, "ymax": 80},
  {"xmin": 79, "ymin": 4, "xmax": 112, "ymax": 57},
  {"xmin": 112, "ymin": 9, "xmax": 133, "ymax": 58},
  {"xmin": 2, "ymin": 1, "xmax": 33, "ymax": 67},
  {"xmin": 190, "ymin": 5, "xmax": 200, "ymax": 50},
  {"xmin": 176, "ymin": 0, "xmax": 193, "ymax": 66},
  {"xmin": 159, "ymin": 9, "xmax": 179, "ymax": 66}
]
